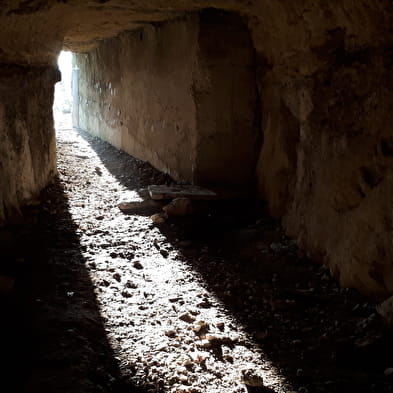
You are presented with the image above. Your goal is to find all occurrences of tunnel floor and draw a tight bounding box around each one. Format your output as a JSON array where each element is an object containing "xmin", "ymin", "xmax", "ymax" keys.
[{"xmin": 1, "ymin": 115, "xmax": 392, "ymax": 393}]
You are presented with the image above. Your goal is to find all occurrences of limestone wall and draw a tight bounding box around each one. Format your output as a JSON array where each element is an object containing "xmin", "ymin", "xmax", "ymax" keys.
[
  {"xmin": 0, "ymin": 0, "xmax": 392, "ymax": 297},
  {"xmin": 0, "ymin": 64, "xmax": 59, "ymax": 223},
  {"xmin": 75, "ymin": 11, "xmax": 259, "ymax": 187},
  {"xmin": 255, "ymin": 33, "xmax": 393, "ymax": 298},
  {"xmin": 76, "ymin": 16, "xmax": 199, "ymax": 182},
  {"xmin": 193, "ymin": 10, "xmax": 260, "ymax": 187}
]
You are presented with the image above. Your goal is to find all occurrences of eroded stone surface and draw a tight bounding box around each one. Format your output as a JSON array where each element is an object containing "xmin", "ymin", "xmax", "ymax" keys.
[
  {"xmin": 0, "ymin": 64, "xmax": 59, "ymax": 223},
  {"xmin": 0, "ymin": 0, "xmax": 392, "ymax": 296},
  {"xmin": 75, "ymin": 10, "xmax": 259, "ymax": 188}
]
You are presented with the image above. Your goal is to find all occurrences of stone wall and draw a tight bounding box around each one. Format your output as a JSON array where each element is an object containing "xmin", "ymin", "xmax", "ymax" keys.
[
  {"xmin": 76, "ymin": 16, "xmax": 199, "ymax": 182},
  {"xmin": 193, "ymin": 10, "xmax": 260, "ymax": 187},
  {"xmin": 75, "ymin": 11, "xmax": 259, "ymax": 187},
  {"xmin": 255, "ymin": 36, "xmax": 393, "ymax": 298},
  {"xmin": 75, "ymin": 7, "xmax": 393, "ymax": 297},
  {"xmin": 0, "ymin": 0, "xmax": 392, "ymax": 297},
  {"xmin": 0, "ymin": 64, "xmax": 59, "ymax": 223}
]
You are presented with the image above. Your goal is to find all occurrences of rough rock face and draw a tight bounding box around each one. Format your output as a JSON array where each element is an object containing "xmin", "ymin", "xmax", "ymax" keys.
[
  {"xmin": 0, "ymin": 64, "xmax": 59, "ymax": 223},
  {"xmin": 0, "ymin": 0, "xmax": 392, "ymax": 296},
  {"xmin": 281, "ymin": 49, "xmax": 393, "ymax": 296},
  {"xmin": 76, "ymin": 16, "xmax": 199, "ymax": 182},
  {"xmin": 75, "ymin": 10, "xmax": 259, "ymax": 187},
  {"xmin": 256, "ymin": 42, "xmax": 393, "ymax": 296}
]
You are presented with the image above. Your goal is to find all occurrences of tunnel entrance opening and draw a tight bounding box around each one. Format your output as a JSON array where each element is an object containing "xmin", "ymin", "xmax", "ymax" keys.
[{"xmin": 53, "ymin": 51, "xmax": 73, "ymax": 131}]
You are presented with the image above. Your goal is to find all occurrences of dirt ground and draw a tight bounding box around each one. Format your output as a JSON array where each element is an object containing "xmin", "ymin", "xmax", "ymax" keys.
[{"xmin": 0, "ymin": 114, "xmax": 392, "ymax": 393}]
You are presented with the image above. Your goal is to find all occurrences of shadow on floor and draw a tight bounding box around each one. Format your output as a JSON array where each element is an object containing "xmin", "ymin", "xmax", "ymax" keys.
[
  {"xmin": 0, "ymin": 179, "xmax": 150, "ymax": 393},
  {"xmin": 76, "ymin": 128, "xmax": 173, "ymax": 191},
  {"xmin": 77, "ymin": 127, "xmax": 393, "ymax": 393}
]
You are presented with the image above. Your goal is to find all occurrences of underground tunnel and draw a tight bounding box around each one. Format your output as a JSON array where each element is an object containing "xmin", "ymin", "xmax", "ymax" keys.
[{"xmin": 0, "ymin": 1, "xmax": 393, "ymax": 393}]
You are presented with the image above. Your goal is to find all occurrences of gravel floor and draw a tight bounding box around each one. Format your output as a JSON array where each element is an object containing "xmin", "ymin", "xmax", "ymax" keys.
[{"xmin": 0, "ymin": 114, "xmax": 392, "ymax": 393}]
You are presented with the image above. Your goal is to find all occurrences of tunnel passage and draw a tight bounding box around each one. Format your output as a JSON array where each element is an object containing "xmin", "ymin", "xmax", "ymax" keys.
[
  {"xmin": 0, "ymin": 1, "xmax": 393, "ymax": 298},
  {"xmin": 74, "ymin": 9, "xmax": 261, "ymax": 190},
  {"xmin": 1, "ymin": 1, "xmax": 393, "ymax": 391}
]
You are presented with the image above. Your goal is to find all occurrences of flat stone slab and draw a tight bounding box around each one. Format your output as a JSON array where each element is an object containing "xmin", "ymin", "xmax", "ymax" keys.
[
  {"xmin": 148, "ymin": 185, "xmax": 217, "ymax": 200},
  {"xmin": 117, "ymin": 189, "xmax": 161, "ymax": 212}
]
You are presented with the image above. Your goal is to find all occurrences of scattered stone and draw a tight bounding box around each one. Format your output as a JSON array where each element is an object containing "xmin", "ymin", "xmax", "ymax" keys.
[
  {"xmin": 163, "ymin": 198, "xmax": 193, "ymax": 216},
  {"xmin": 241, "ymin": 369, "xmax": 264, "ymax": 387},
  {"xmin": 150, "ymin": 213, "xmax": 167, "ymax": 224},
  {"xmin": 193, "ymin": 321, "xmax": 209, "ymax": 337},
  {"xmin": 121, "ymin": 290, "xmax": 132, "ymax": 298},
  {"xmin": 169, "ymin": 297, "xmax": 182, "ymax": 303},
  {"xmin": 270, "ymin": 243, "xmax": 283, "ymax": 252},
  {"xmin": 113, "ymin": 272, "xmax": 121, "ymax": 282},
  {"xmin": 216, "ymin": 322, "xmax": 225, "ymax": 331},
  {"xmin": 95, "ymin": 166, "xmax": 102, "ymax": 175},
  {"xmin": 153, "ymin": 239, "xmax": 160, "ymax": 249},
  {"xmin": 354, "ymin": 334, "xmax": 381, "ymax": 349},
  {"xmin": 179, "ymin": 313, "xmax": 196, "ymax": 323},
  {"xmin": 12, "ymin": 124, "xmax": 388, "ymax": 393},
  {"xmin": 198, "ymin": 339, "xmax": 212, "ymax": 349},
  {"xmin": 165, "ymin": 330, "xmax": 177, "ymax": 338},
  {"xmin": 125, "ymin": 280, "xmax": 138, "ymax": 289},
  {"xmin": 133, "ymin": 260, "xmax": 143, "ymax": 269},
  {"xmin": 197, "ymin": 299, "xmax": 212, "ymax": 309},
  {"xmin": 205, "ymin": 334, "xmax": 233, "ymax": 347},
  {"xmin": 189, "ymin": 351, "xmax": 209, "ymax": 365}
]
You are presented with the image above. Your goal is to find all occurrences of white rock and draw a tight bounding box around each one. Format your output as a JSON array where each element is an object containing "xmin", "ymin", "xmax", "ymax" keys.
[
  {"xmin": 117, "ymin": 191, "xmax": 143, "ymax": 209},
  {"xmin": 151, "ymin": 213, "xmax": 167, "ymax": 223},
  {"xmin": 118, "ymin": 189, "xmax": 158, "ymax": 212},
  {"xmin": 189, "ymin": 351, "xmax": 209, "ymax": 364}
]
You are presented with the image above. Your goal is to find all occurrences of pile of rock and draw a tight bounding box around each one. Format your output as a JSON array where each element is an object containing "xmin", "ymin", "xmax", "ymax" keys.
[{"xmin": 117, "ymin": 184, "xmax": 217, "ymax": 223}]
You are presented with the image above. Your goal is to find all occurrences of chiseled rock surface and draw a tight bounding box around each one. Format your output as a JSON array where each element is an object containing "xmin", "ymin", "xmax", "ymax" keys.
[
  {"xmin": 0, "ymin": 0, "xmax": 392, "ymax": 296},
  {"xmin": 258, "ymin": 37, "xmax": 393, "ymax": 297},
  {"xmin": 0, "ymin": 64, "xmax": 59, "ymax": 223}
]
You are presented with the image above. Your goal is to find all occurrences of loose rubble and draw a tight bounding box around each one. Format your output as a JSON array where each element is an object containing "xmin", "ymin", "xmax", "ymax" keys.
[{"xmin": 1, "ymin": 117, "xmax": 392, "ymax": 393}]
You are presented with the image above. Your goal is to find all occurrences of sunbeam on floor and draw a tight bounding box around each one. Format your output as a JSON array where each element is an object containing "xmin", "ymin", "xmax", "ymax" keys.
[{"xmin": 55, "ymin": 118, "xmax": 287, "ymax": 393}]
